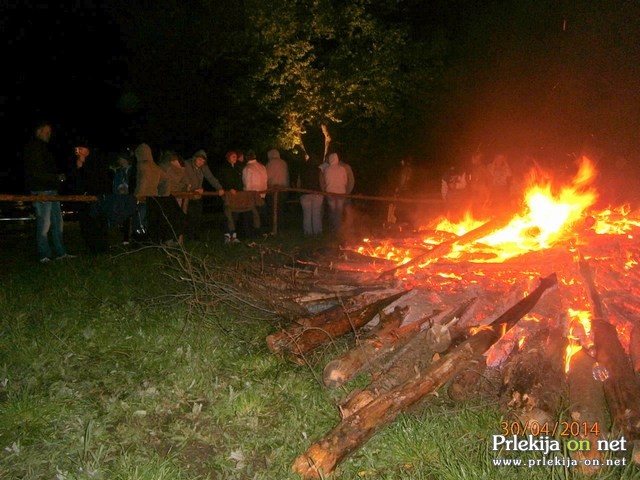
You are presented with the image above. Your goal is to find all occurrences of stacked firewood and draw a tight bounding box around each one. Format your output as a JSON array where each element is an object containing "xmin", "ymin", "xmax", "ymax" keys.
[{"xmin": 260, "ymin": 218, "xmax": 640, "ymax": 478}]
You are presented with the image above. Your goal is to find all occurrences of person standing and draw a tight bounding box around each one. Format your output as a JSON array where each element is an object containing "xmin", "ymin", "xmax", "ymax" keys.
[
  {"xmin": 113, "ymin": 151, "xmax": 136, "ymax": 196},
  {"xmin": 218, "ymin": 151, "xmax": 244, "ymax": 243},
  {"xmin": 183, "ymin": 150, "xmax": 224, "ymax": 240},
  {"xmin": 64, "ymin": 140, "xmax": 111, "ymax": 253},
  {"xmin": 320, "ymin": 152, "xmax": 349, "ymax": 233},
  {"xmin": 158, "ymin": 150, "xmax": 186, "ymax": 201},
  {"xmin": 112, "ymin": 151, "xmax": 136, "ymax": 244},
  {"xmin": 265, "ymin": 149, "xmax": 289, "ymax": 233},
  {"xmin": 339, "ymin": 156, "xmax": 355, "ymax": 238},
  {"xmin": 23, "ymin": 121, "xmax": 73, "ymax": 262},
  {"xmin": 468, "ymin": 152, "xmax": 492, "ymax": 218},
  {"xmin": 151, "ymin": 150, "xmax": 187, "ymax": 245},
  {"xmin": 133, "ymin": 143, "xmax": 164, "ymax": 239},
  {"xmin": 488, "ymin": 153, "xmax": 513, "ymax": 209},
  {"xmin": 242, "ymin": 150, "xmax": 268, "ymax": 237},
  {"xmin": 297, "ymin": 152, "xmax": 324, "ymax": 235}
]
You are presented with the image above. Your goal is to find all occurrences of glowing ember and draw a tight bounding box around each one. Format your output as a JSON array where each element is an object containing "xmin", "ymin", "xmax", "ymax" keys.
[
  {"xmin": 564, "ymin": 343, "xmax": 583, "ymax": 374},
  {"xmin": 564, "ymin": 310, "xmax": 593, "ymax": 373},
  {"xmin": 593, "ymin": 205, "xmax": 640, "ymax": 236},
  {"xmin": 517, "ymin": 335, "xmax": 526, "ymax": 349}
]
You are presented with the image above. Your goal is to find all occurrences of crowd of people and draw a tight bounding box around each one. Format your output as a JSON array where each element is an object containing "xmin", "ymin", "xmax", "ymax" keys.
[
  {"xmin": 22, "ymin": 121, "xmax": 357, "ymax": 262},
  {"xmin": 441, "ymin": 151, "xmax": 518, "ymax": 218}
]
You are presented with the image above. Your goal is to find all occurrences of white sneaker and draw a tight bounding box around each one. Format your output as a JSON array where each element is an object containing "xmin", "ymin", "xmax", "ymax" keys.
[
  {"xmin": 231, "ymin": 233, "xmax": 240, "ymax": 243},
  {"xmin": 224, "ymin": 234, "xmax": 231, "ymax": 244},
  {"xmin": 39, "ymin": 257, "xmax": 51, "ymax": 263}
]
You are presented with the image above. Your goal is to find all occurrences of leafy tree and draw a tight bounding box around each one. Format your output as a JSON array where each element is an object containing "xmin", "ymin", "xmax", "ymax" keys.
[{"xmin": 235, "ymin": 0, "xmax": 438, "ymax": 157}]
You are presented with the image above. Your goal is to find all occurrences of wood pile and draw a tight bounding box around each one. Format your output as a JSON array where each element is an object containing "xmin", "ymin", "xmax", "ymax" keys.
[{"xmin": 259, "ymin": 214, "xmax": 640, "ymax": 478}]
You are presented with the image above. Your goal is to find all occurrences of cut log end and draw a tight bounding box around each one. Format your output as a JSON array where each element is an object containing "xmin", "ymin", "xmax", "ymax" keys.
[
  {"xmin": 291, "ymin": 443, "xmax": 337, "ymax": 479},
  {"xmin": 323, "ymin": 363, "xmax": 347, "ymax": 389}
]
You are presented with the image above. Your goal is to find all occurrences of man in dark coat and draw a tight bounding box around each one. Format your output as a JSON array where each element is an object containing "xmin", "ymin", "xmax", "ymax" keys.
[{"xmin": 23, "ymin": 121, "xmax": 73, "ymax": 262}]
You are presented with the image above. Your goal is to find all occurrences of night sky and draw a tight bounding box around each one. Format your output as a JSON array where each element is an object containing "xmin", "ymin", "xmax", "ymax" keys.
[{"xmin": 3, "ymin": 1, "xmax": 639, "ymax": 192}]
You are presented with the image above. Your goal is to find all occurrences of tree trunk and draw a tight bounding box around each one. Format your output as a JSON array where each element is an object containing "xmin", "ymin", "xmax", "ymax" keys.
[{"xmin": 292, "ymin": 274, "xmax": 557, "ymax": 478}]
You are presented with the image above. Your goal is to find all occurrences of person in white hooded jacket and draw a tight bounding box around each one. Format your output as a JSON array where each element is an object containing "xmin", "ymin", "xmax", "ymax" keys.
[{"xmin": 320, "ymin": 152, "xmax": 348, "ymax": 232}]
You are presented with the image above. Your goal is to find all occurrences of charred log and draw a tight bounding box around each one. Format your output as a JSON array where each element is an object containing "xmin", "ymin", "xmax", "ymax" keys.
[
  {"xmin": 500, "ymin": 323, "xmax": 567, "ymax": 427},
  {"xmin": 567, "ymin": 348, "xmax": 609, "ymax": 476},
  {"xmin": 265, "ymin": 290, "xmax": 410, "ymax": 358},
  {"xmin": 580, "ymin": 258, "xmax": 640, "ymax": 460},
  {"xmin": 292, "ymin": 274, "xmax": 557, "ymax": 479},
  {"xmin": 377, "ymin": 215, "xmax": 513, "ymax": 280},
  {"xmin": 339, "ymin": 299, "xmax": 476, "ymax": 418}
]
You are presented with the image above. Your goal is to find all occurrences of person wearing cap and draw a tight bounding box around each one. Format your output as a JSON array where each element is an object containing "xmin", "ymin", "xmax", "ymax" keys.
[
  {"xmin": 64, "ymin": 138, "xmax": 111, "ymax": 253},
  {"xmin": 183, "ymin": 149, "xmax": 224, "ymax": 240}
]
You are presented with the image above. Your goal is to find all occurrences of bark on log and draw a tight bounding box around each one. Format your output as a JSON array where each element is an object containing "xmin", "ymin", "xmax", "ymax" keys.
[
  {"xmin": 377, "ymin": 215, "xmax": 513, "ymax": 280},
  {"xmin": 265, "ymin": 290, "xmax": 410, "ymax": 357},
  {"xmin": 292, "ymin": 274, "xmax": 558, "ymax": 479},
  {"xmin": 447, "ymin": 359, "xmax": 501, "ymax": 403},
  {"xmin": 500, "ymin": 323, "xmax": 567, "ymax": 427},
  {"xmin": 322, "ymin": 305, "xmax": 409, "ymax": 388},
  {"xmin": 591, "ymin": 320, "xmax": 640, "ymax": 434},
  {"xmin": 339, "ymin": 298, "xmax": 476, "ymax": 418},
  {"xmin": 567, "ymin": 348, "xmax": 609, "ymax": 476},
  {"xmin": 579, "ymin": 258, "xmax": 640, "ymax": 460}
]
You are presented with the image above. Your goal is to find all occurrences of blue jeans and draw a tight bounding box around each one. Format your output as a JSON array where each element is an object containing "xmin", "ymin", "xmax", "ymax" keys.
[
  {"xmin": 32, "ymin": 190, "xmax": 66, "ymax": 259},
  {"xmin": 300, "ymin": 194, "xmax": 324, "ymax": 235}
]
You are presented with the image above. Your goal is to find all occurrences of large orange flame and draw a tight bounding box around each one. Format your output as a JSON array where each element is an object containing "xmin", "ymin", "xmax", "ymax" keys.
[{"xmin": 440, "ymin": 157, "xmax": 599, "ymax": 262}]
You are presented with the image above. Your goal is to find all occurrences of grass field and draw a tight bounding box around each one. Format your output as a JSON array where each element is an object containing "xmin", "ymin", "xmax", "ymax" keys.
[{"xmin": 1, "ymin": 220, "xmax": 638, "ymax": 479}]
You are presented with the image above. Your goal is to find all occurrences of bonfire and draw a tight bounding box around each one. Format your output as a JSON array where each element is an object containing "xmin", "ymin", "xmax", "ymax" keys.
[{"xmin": 260, "ymin": 157, "xmax": 640, "ymax": 478}]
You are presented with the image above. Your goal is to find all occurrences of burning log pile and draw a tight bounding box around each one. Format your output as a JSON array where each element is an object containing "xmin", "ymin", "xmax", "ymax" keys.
[{"xmin": 259, "ymin": 158, "xmax": 640, "ymax": 477}]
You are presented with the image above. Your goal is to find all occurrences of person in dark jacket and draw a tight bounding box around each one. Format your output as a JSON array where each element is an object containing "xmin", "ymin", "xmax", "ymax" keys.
[
  {"xmin": 64, "ymin": 140, "xmax": 111, "ymax": 253},
  {"xmin": 218, "ymin": 151, "xmax": 244, "ymax": 243},
  {"xmin": 112, "ymin": 151, "xmax": 136, "ymax": 244},
  {"xmin": 23, "ymin": 121, "xmax": 73, "ymax": 262}
]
